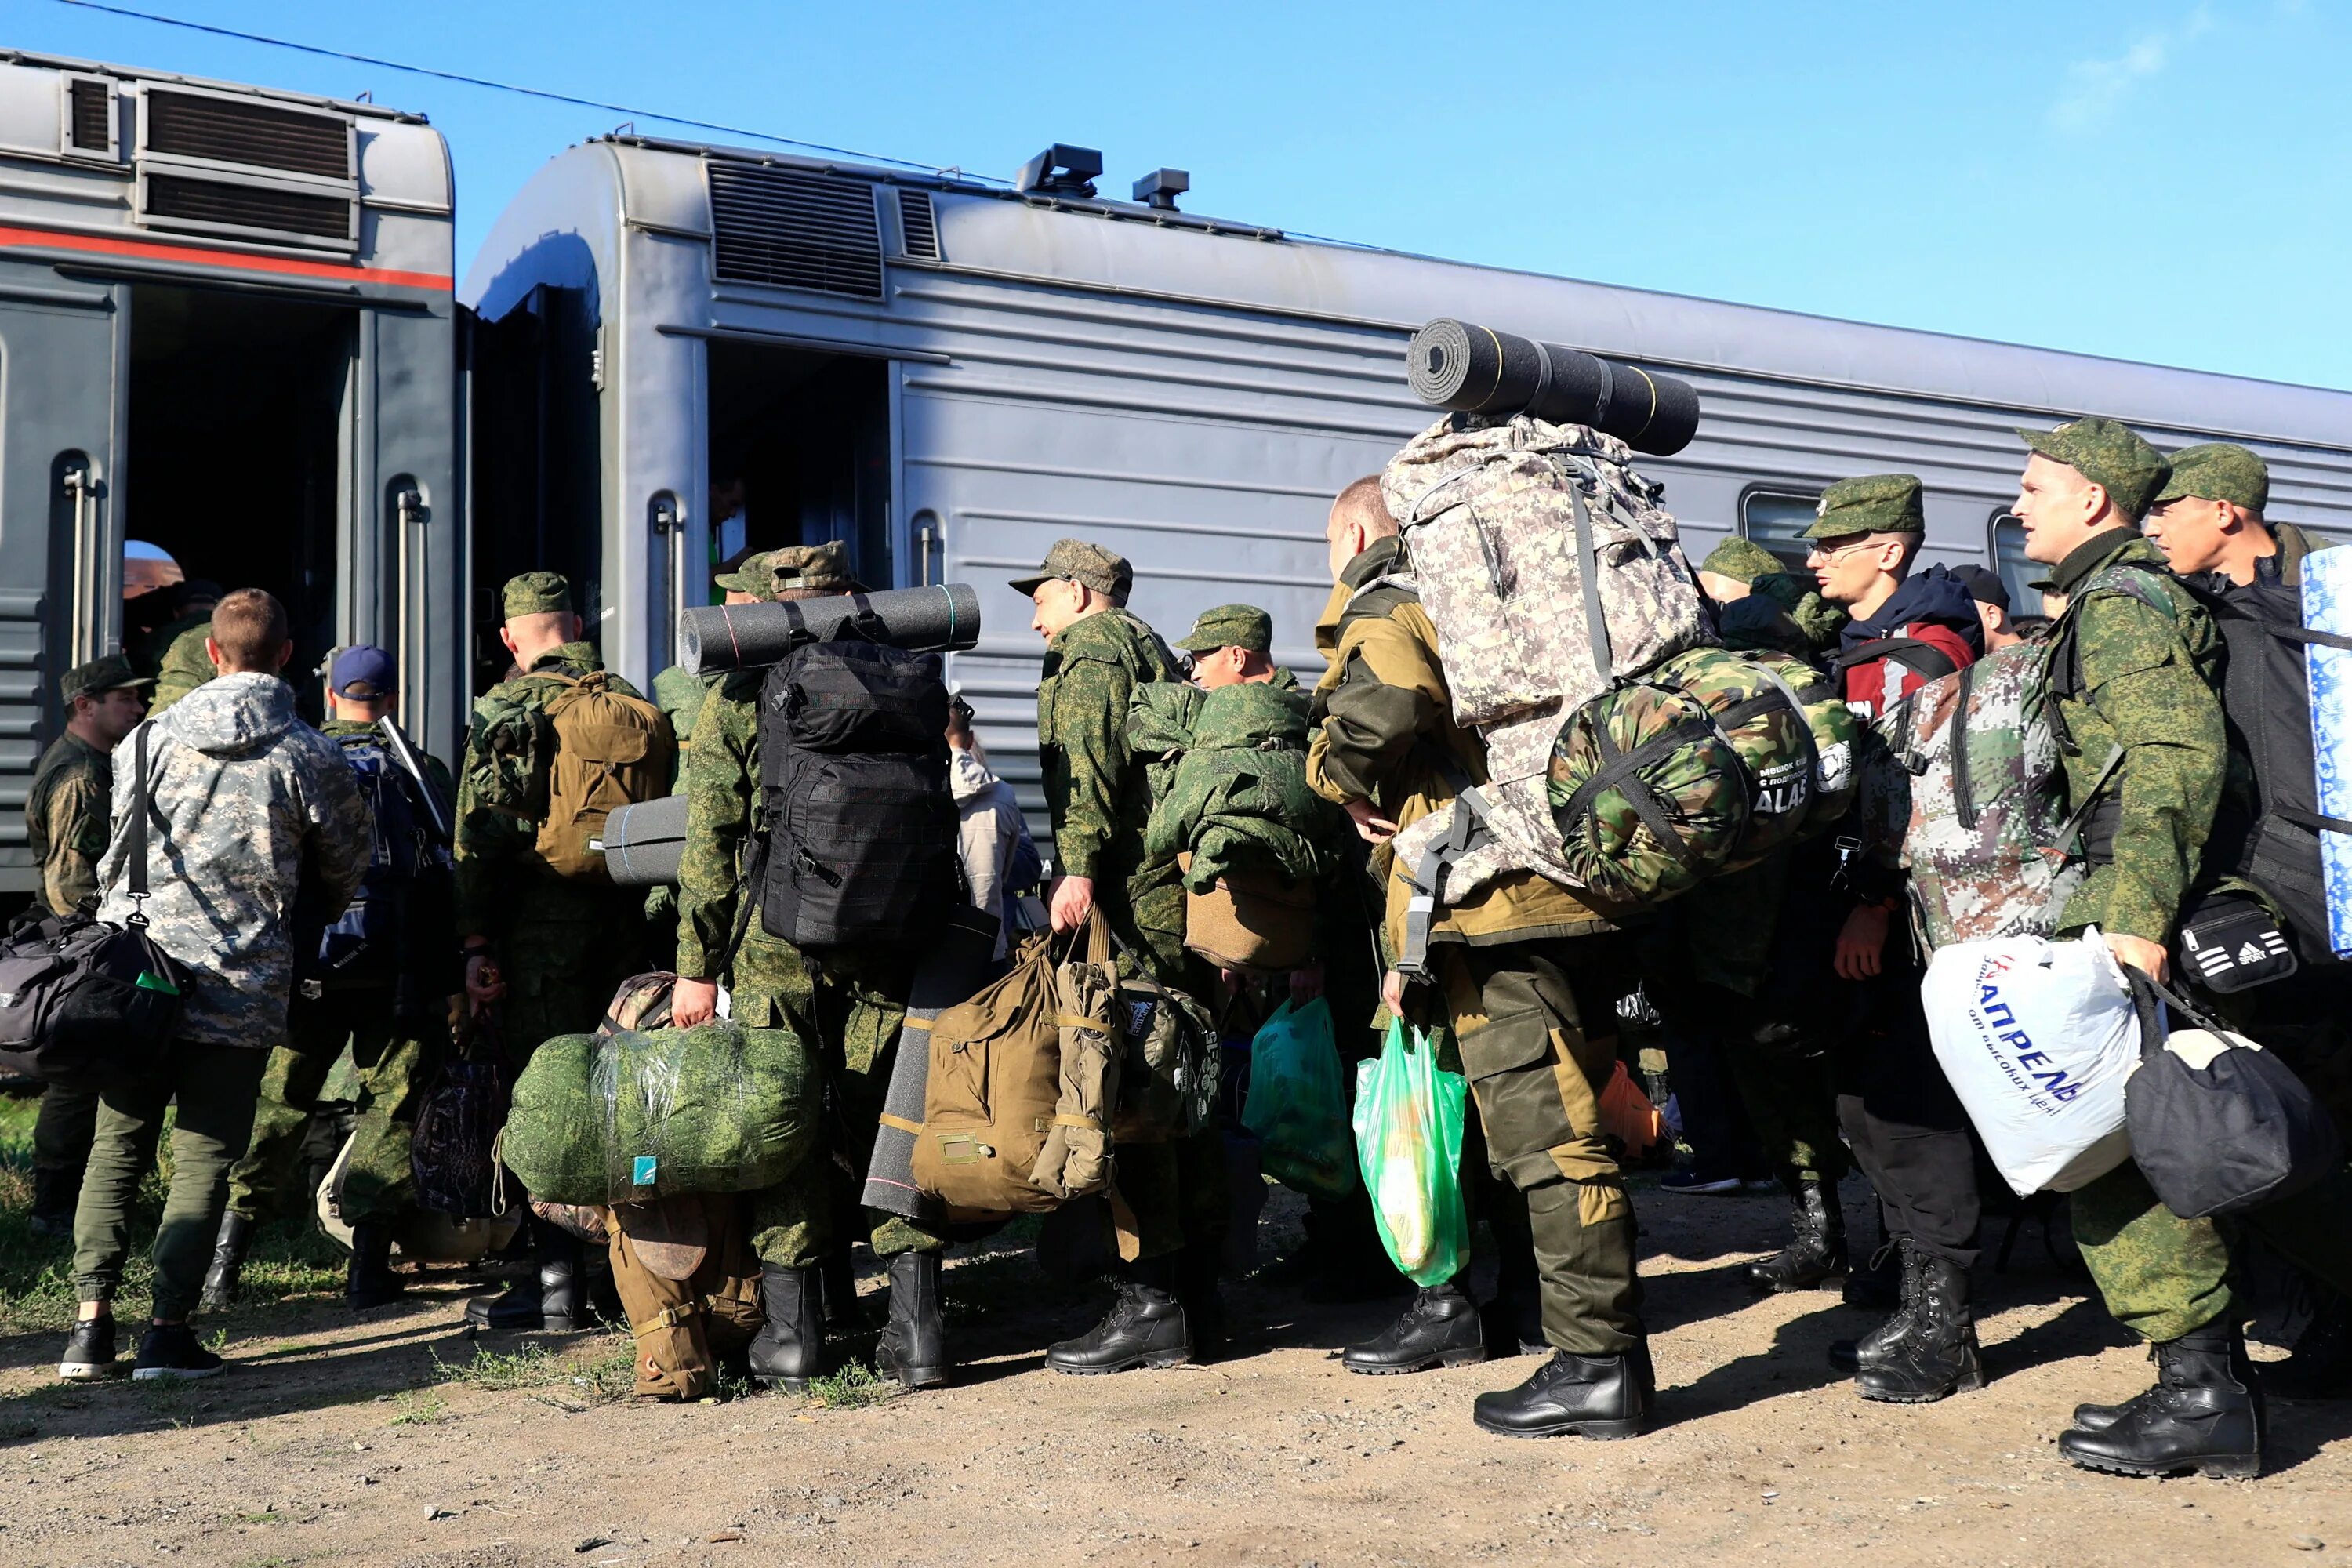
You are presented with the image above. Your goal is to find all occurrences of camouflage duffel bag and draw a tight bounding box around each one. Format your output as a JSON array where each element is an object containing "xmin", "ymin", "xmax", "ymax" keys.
[
  {"xmin": 1547, "ymin": 679, "xmax": 1749, "ymax": 907},
  {"xmin": 1649, "ymin": 645, "xmax": 1860, "ymax": 871}
]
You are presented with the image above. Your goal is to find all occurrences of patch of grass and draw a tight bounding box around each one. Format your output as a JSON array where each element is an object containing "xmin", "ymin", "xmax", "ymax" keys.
[
  {"xmin": 430, "ymin": 1332, "xmax": 637, "ymax": 1403},
  {"xmin": 387, "ymin": 1389, "xmax": 447, "ymax": 1426},
  {"xmin": 806, "ymin": 1359, "xmax": 896, "ymax": 1410}
]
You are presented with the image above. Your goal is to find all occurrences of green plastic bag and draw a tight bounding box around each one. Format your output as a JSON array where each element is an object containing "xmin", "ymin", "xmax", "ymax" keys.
[
  {"xmin": 1352, "ymin": 1018, "xmax": 1471, "ymax": 1287},
  {"xmin": 1240, "ymin": 999, "xmax": 1356, "ymax": 1201}
]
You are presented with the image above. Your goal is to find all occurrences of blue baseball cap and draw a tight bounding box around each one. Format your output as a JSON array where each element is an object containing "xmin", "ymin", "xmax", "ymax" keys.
[{"xmin": 330, "ymin": 644, "xmax": 395, "ymax": 698}]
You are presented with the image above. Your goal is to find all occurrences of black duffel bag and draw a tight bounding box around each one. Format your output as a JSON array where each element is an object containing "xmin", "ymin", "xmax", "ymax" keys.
[
  {"xmin": 2124, "ymin": 971, "xmax": 2340, "ymax": 1219},
  {"xmin": 0, "ymin": 724, "xmax": 184, "ymax": 1089}
]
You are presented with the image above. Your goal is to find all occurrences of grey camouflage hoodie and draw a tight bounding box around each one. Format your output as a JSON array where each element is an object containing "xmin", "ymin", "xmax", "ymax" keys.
[{"xmin": 97, "ymin": 672, "xmax": 368, "ymax": 1044}]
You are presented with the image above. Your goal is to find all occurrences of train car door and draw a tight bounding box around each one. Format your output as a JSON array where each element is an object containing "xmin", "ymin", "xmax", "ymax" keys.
[{"xmin": 0, "ymin": 272, "xmax": 127, "ymax": 895}]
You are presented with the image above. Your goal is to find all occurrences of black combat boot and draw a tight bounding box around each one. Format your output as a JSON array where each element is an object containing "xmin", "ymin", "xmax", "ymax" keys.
[
  {"xmin": 1828, "ymin": 1239, "xmax": 1918, "ymax": 1374},
  {"xmin": 1343, "ymin": 1279, "xmax": 1487, "ymax": 1374},
  {"xmin": 1046, "ymin": 1265, "xmax": 1192, "ymax": 1375},
  {"xmin": 748, "ymin": 1265, "xmax": 826, "ymax": 1392},
  {"xmin": 346, "ymin": 1221, "xmax": 406, "ymax": 1311},
  {"xmin": 465, "ymin": 1218, "xmax": 582, "ymax": 1331},
  {"xmin": 2264, "ymin": 1295, "xmax": 2352, "ymax": 1402},
  {"xmin": 1854, "ymin": 1250, "xmax": 1984, "ymax": 1403},
  {"xmin": 873, "ymin": 1251, "xmax": 947, "ymax": 1390},
  {"xmin": 1174, "ymin": 1245, "xmax": 1228, "ymax": 1363},
  {"xmin": 2059, "ymin": 1322, "xmax": 2263, "ymax": 1479},
  {"xmin": 1842, "ymin": 1202, "xmax": 1902, "ymax": 1311},
  {"xmin": 818, "ymin": 1247, "xmax": 863, "ymax": 1335},
  {"xmin": 28, "ymin": 1167, "xmax": 80, "ymax": 1241},
  {"xmin": 199, "ymin": 1210, "xmax": 256, "ymax": 1313},
  {"xmin": 1472, "ymin": 1345, "xmax": 1649, "ymax": 1439},
  {"xmin": 1746, "ymin": 1175, "xmax": 1847, "ymax": 1293}
]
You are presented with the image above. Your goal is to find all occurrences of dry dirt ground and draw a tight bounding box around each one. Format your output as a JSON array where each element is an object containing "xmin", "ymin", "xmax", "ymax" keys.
[{"xmin": 3, "ymin": 1181, "xmax": 2348, "ymax": 1568}]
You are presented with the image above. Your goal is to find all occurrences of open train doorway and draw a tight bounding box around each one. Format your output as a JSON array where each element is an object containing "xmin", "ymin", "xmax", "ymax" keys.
[
  {"xmin": 118, "ymin": 285, "xmax": 352, "ymax": 719},
  {"xmin": 706, "ymin": 339, "xmax": 892, "ymax": 596}
]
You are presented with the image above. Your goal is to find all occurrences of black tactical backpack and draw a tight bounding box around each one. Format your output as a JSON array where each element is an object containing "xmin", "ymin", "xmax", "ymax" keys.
[
  {"xmin": 753, "ymin": 612, "xmax": 957, "ymax": 950},
  {"xmin": 0, "ymin": 724, "xmax": 186, "ymax": 1089}
]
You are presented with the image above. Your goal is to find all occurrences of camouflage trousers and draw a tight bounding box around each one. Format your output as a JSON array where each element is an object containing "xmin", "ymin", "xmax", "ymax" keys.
[
  {"xmin": 496, "ymin": 911, "xmax": 650, "ymax": 1071},
  {"xmin": 226, "ymin": 988, "xmax": 431, "ymax": 1227},
  {"xmin": 1105, "ymin": 911, "xmax": 1227, "ymax": 1268},
  {"xmin": 1429, "ymin": 934, "xmax": 1645, "ymax": 1356},
  {"xmin": 746, "ymin": 940, "xmax": 942, "ymax": 1269}
]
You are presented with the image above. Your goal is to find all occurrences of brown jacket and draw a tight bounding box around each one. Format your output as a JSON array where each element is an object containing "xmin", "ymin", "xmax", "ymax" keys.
[{"xmin": 1305, "ymin": 539, "xmax": 1613, "ymax": 958}]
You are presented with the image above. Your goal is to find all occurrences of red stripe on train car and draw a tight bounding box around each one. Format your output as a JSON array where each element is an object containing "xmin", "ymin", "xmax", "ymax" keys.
[{"xmin": 0, "ymin": 223, "xmax": 453, "ymax": 292}]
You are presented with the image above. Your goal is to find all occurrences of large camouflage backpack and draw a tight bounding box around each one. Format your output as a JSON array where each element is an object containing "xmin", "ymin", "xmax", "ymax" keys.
[
  {"xmin": 1547, "ymin": 645, "xmax": 1859, "ymax": 905},
  {"xmin": 1380, "ymin": 414, "xmax": 1715, "ymax": 953},
  {"xmin": 1873, "ymin": 641, "xmax": 2090, "ymax": 952}
]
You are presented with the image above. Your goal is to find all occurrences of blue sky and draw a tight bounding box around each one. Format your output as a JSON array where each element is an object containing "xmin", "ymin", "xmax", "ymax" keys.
[{"xmin": 18, "ymin": 0, "xmax": 2350, "ymax": 389}]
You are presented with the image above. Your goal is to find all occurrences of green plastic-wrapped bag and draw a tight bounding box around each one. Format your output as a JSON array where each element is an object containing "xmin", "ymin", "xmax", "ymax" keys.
[
  {"xmin": 1241, "ymin": 999, "xmax": 1356, "ymax": 1200},
  {"xmin": 501, "ymin": 1021, "xmax": 818, "ymax": 1204},
  {"xmin": 1352, "ymin": 1018, "xmax": 1470, "ymax": 1287}
]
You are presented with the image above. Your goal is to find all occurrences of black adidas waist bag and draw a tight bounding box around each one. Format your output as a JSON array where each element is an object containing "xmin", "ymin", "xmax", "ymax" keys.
[
  {"xmin": 757, "ymin": 625, "xmax": 956, "ymax": 951},
  {"xmin": 0, "ymin": 724, "xmax": 186, "ymax": 1089}
]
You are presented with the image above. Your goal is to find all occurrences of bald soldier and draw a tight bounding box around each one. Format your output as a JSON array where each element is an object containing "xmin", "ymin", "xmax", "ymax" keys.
[
  {"xmin": 24, "ymin": 655, "xmax": 152, "ymax": 1239},
  {"xmin": 1017, "ymin": 539, "xmax": 1232, "ymax": 1370},
  {"xmin": 455, "ymin": 572, "xmax": 670, "ymax": 1333}
]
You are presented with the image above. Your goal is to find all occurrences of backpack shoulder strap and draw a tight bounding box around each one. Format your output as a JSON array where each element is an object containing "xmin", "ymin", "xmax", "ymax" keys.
[{"xmin": 1831, "ymin": 636, "xmax": 1959, "ymax": 683}]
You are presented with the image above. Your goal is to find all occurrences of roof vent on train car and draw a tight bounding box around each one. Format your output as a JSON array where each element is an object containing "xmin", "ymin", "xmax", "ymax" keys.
[
  {"xmin": 706, "ymin": 162, "xmax": 885, "ymax": 299},
  {"xmin": 1131, "ymin": 169, "xmax": 1188, "ymax": 212},
  {"xmin": 897, "ymin": 188, "xmax": 940, "ymax": 261},
  {"xmin": 1015, "ymin": 144, "xmax": 1101, "ymax": 198},
  {"xmin": 141, "ymin": 88, "xmax": 354, "ymax": 180},
  {"xmin": 64, "ymin": 77, "xmax": 118, "ymax": 160}
]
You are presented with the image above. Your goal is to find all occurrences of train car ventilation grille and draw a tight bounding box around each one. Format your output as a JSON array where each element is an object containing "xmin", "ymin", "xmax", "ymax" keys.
[
  {"xmin": 145, "ymin": 173, "xmax": 352, "ymax": 241},
  {"xmin": 145, "ymin": 89, "xmax": 352, "ymax": 180},
  {"xmin": 898, "ymin": 189, "xmax": 939, "ymax": 261},
  {"xmin": 69, "ymin": 80, "xmax": 113, "ymax": 153},
  {"xmin": 707, "ymin": 163, "xmax": 883, "ymax": 299}
]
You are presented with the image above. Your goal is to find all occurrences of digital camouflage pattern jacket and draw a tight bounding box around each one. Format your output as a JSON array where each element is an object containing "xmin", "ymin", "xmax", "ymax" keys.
[
  {"xmin": 2044, "ymin": 529, "xmax": 2227, "ymax": 945},
  {"xmin": 27, "ymin": 730, "xmax": 111, "ymax": 916},
  {"xmin": 1037, "ymin": 608, "xmax": 1188, "ymax": 975},
  {"xmin": 96, "ymin": 672, "xmax": 368, "ymax": 1044},
  {"xmin": 453, "ymin": 641, "xmax": 648, "ymax": 945}
]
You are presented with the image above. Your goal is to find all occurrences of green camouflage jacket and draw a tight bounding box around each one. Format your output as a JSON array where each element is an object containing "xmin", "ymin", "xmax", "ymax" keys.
[
  {"xmin": 318, "ymin": 717, "xmax": 456, "ymax": 800},
  {"xmin": 147, "ymin": 621, "xmax": 214, "ymax": 717},
  {"xmin": 1037, "ymin": 607, "xmax": 1185, "ymax": 975},
  {"xmin": 672, "ymin": 673, "xmax": 800, "ymax": 1025},
  {"xmin": 2045, "ymin": 530, "xmax": 2227, "ymax": 945},
  {"xmin": 453, "ymin": 641, "xmax": 645, "ymax": 943},
  {"xmin": 26, "ymin": 730, "xmax": 110, "ymax": 916},
  {"xmin": 1135, "ymin": 680, "xmax": 1340, "ymax": 891}
]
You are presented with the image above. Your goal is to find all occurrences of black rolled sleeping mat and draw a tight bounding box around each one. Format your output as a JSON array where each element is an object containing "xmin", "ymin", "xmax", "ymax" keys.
[
  {"xmin": 1406, "ymin": 317, "xmax": 1700, "ymax": 456},
  {"xmin": 678, "ymin": 583, "xmax": 982, "ymax": 675}
]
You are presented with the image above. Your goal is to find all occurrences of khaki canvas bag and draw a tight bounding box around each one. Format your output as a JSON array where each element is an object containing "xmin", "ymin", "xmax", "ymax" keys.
[
  {"xmin": 912, "ymin": 915, "xmax": 1120, "ymax": 1217},
  {"xmin": 536, "ymin": 672, "xmax": 673, "ymax": 880},
  {"xmin": 1178, "ymin": 852, "xmax": 1316, "ymax": 973}
]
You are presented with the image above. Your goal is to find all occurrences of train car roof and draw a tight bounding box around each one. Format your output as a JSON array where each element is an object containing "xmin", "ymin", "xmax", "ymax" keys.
[
  {"xmin": 0, "ymin": 46, "xmax": 434, "ymax": 124},
  {"xmin": 473, "ymin": 135, "xmax": 2352, "ymax": 451}
]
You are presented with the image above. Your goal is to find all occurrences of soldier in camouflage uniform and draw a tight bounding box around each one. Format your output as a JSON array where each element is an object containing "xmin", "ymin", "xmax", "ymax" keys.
[
  {"xmin": 24, "ymin": 655, "xmax": 152, "ymax": 1239},
  {"xmin": 205, "ymin": 646, "xmax": 457, "ymax": 1315},
  {"xmin": 456, "ymin": 572, "xmax": 662, "ymax": 1333},
  {"xmin": 61, "ymin": 590, "xmax": 368, "ymax": 1383},
  {"xmin": 670, "ymin": 543, "xmax": 945, "ymax": 1392},
  {"xmin": 1998, "ymin": 418, "xmax": 2267, "ymax": 1477},
  {"xmin": 145, "ymin": 619, "xmax": 216, "ymax": 717},
  {"xmin": 1013, "ymin": 539, "xmax": 1232, "ymax": 1373},
  {"xmin": 643, "ymin": 548, "xmax": 771, "ymax": 946},
  {"xmin": 1305, "ymin": 481, "xmax": 1650, "ymax": 1439}
]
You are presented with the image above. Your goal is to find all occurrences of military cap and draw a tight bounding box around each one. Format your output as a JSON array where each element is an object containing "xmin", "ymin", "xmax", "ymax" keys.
[
  {"xmin": 59, "ymin": 652, "xmax": 153, "ymax": 705},
  {"xmin": 1950, "ymin": 564, "xmax": 2010, "ymax": 613},
  {"xmin": 1176, "ymin": 603, "xmax": 1272, "ymax": 654},
  {"xmin": 502, "ymin": 571, "xmax": 572, "ymax": 619},
  {"xmin": 2154, "ymin": 442, "xmax": 2269, "ymax": 514},
  {"xmin": 711, "ymin": 547, "xmax": 782, "ymax": 597},
  {"xmin": 767, "ymin": 541, "xmax": 866, "ymax": 596},
  {"xmin": 2016, "ymin": 417, "xmax": 2171, "ymax": 519},
  {"xmin": 1009, "ymin": 537, "xmax": 1133, "ymax": 603},
  {"xmin": 1802, "ymin": 474, "xmax": 1926, "ymax": 541},
  {"xmin": 1700, "ymin": 535, "xmax": 1784, "ymax": 586}
]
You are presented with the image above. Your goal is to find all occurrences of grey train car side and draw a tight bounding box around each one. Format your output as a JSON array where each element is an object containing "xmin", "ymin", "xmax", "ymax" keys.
[
  {"xmin": 463, "ymin": 135, "xmax": 2352, "ymax": 831},
  {"xmin": 0, "ymin": 51, "xmax": 460, "ymax": 895}
]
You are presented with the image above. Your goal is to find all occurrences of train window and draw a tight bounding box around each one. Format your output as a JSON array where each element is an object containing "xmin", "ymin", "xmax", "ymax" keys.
[
  {"xmin": 1740, "ymin": 488, "xmax": 1823, "ymax": 572},
  {"xmin": 1990, "ymin": 510, "xmax": 2042, "ymax": 612}
]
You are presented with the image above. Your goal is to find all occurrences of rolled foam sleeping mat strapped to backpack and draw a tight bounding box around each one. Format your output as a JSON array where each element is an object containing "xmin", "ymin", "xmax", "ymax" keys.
[
  {"xmin": 677, "ymin": 584, "xmax": 982, "ymax": 674},
  {"xmin": 1406, "ymin": 318, "xmax": 1701, "ymax": 457},
  {"xmin": 862, "ymin": 906, "xmax": 1009, "ymax": 1221},
  {"xmin": 597, "ymin": 793, "xmax": 686, "ymax": 889}
]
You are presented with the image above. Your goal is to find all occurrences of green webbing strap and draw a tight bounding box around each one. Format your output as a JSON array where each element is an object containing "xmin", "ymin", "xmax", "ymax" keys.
[
  {"xmin": 1567, "ymin": 481, "xmax": 1614, "ymax": 681},
  {"xmin": 1558, "ymin": 711, "xmax": 1712, "ymax": 872}
]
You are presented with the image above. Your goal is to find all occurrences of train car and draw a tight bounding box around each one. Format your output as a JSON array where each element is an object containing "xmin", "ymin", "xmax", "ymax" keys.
[
  {"xmin": 463, "ymin": 135, "xmax": 2352, "ymax": 824},
  {"xmin": 0, "ymin": 49, "xmax": 460, "ymax": 895}
]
